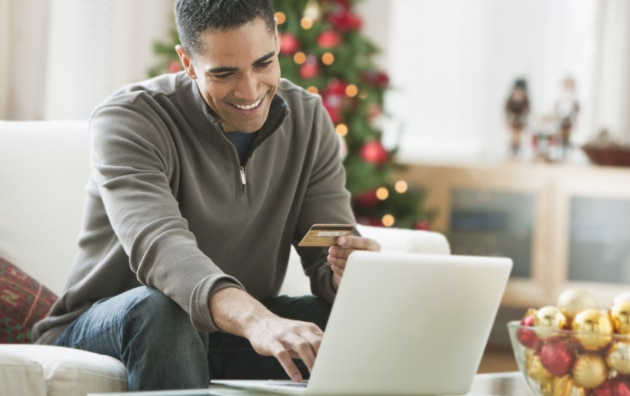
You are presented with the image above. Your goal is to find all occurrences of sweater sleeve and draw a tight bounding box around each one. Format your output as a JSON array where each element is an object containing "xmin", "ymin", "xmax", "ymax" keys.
[
  {"xmin": 89, "ymin": 102, "xmax": 244, "ymax": 332},
  {"xmin": 293, "ymin": 95, "xmax": 356, "ymax": 304}
]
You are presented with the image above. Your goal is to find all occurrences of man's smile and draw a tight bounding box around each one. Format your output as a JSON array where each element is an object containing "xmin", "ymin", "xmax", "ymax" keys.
[{"xmin": 232, "ymin": 97, "xmax": 263, "ymax": 110}]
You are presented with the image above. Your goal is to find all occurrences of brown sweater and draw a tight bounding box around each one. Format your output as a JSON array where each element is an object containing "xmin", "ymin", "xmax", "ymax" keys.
[{"xmin": 34, "ymin": 74, "xmax": 354, "ymax": 344}]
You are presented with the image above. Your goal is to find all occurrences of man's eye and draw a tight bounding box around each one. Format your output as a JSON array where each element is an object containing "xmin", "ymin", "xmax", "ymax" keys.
[
  {"xmin": 256, "ymin": 60, "xmax": 273, "ymax": 69},
  {"xmin": 212, "ymin": 73, "xmax": 232, "ymax": 80}
]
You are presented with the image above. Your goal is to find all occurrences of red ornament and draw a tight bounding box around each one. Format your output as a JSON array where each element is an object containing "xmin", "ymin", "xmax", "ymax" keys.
[
  {"xmin": 323, "ymin": 103, "xmax": 342, "ymax": 124},
  {"xmin": 539, "ymin": 336, "xmax": 576, "ymax": 376},
  {"xmin": 592, "ymin": 379, "xmax": 630, "ymax": 396},
  {"xmin": 415, "ymin": 219, "xmax": 430, "ymax": 230},
  {"xmin": 329, "ymin": 11, "xmax": 362, "ymax": 32},
  {"xmin": 360, "ymin": 141, "xmax": 388, "ymax": 165},
  {"xmin": 324, "ymin": 79, "xmax": 347, "ymax": 95},
  {"xmin": 353, "ymin": 189, "xmax": 379, "ymax": 209},
  {"xmin": 167, "ymin": 60, "xmax": 182, "ymax": 73},
  {"xmin": 317, "ymin": 31, "xmax": 341, "ymax": 48},
  {"xmin": 299, "ymin": 56, "xmax": 321, "ymax": 79},
  {"xmin": 361, "ymin": 71, "xmax": 390, "ymax": 88},
  {"xmin": 279, "ymin": 33, "xmax": 300, "ymax": 54},
  {"xmin": 516, "ymin": 314, "xmax": 542, "ymax": 350}
]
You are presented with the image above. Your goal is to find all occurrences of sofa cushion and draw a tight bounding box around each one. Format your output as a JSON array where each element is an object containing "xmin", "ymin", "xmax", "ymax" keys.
[
  {"xmin": 0, "ymin": 257, "xmax": 58, "ymax": 343},
  {"xmin": 0, "ymin": 344, "xmax": 127, "ymax": 396},
  {"xmin": 0, "ymin": 121, "xmax": 90, "ymax": 296}
]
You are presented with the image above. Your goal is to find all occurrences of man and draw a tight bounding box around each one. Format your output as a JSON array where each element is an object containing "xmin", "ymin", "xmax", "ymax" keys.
[{"xmin": 33, "ymin": 0, "xmax": 380, "ymax": 391}]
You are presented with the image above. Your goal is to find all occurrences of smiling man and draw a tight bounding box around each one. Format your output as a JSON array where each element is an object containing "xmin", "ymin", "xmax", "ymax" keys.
[{"xmin": 32, "ymin": 0, "xmax": 380, "ymax": 391}]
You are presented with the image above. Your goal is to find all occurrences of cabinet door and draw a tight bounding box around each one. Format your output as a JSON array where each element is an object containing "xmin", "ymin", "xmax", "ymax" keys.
[
  {"xmin": 450, "ymin": 188, "xmax": 534, "ymax": 278},
  {"xmin": 568, "ymin": 197, "xmax": 630, "ymax": 284},
  {"xmin": 554, "ymin": 169, "xmax": 630, "ymax": 306},
  {"xmin": 403, "ymin": 164, "xmax": 556, "ymax": 307}
]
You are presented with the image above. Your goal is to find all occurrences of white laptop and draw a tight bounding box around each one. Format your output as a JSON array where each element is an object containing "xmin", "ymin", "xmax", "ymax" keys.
[{"xmin": 213, "ymin": 250, "xmax": 512, "ymax": 395}]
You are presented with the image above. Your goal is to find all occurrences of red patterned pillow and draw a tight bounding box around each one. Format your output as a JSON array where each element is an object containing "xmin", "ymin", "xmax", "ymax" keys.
[{"xmin": 0, "ymin": 257, "xmax": 58, "ymax": 343}]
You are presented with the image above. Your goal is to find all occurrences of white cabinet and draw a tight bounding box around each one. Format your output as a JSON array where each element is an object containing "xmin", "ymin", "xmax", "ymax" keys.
[{"xmin": 401, "ymin": 161, "xmax": 630, "ymax": 309}]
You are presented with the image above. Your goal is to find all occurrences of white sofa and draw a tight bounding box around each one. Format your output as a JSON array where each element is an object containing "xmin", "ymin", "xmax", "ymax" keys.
[{"xmin": 0, "ymin": 121, "xmax": 449, "ymax": 395}]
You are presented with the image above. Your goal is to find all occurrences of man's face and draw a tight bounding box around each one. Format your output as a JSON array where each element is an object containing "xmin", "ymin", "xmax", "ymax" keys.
[{"xmin": 177, "ymin": 18, "xmax": 281, "ymax": 133}]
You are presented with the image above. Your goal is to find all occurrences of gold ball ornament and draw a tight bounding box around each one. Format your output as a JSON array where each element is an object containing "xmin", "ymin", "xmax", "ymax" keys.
[
  {"xmin": 552, "ymin": 375, "xmax": 585, "ymax": 396},
  {"xmin": 572, "ymin": 354, "xmax": 607, "ymax": 389},
  {"xmin": 534, "ymin": 306, "xmax": 567, "ymax": 339},
  {"xmin": 607, "ymin": 341, "xmax": 630, "ymax": 374},
  {"xmin": 571, "ymin": 308, "xmax": 612, "ymax": 351},
  {"xmin": 556, "ymin": 288, "xmax": 598, "ymax": 320},
  {"xmin": 613, "ymin": 292, "xmax": 630, "ymax": 305},
  {"xmin": 611, "ymin": 300, "xmax": 630, "ymax": 334},
  {"xmin": 526, "ymin": 355, "xmax": 554, "ymax": 386}
]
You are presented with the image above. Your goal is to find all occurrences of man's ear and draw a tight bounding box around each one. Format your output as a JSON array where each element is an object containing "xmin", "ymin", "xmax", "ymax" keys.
[{"xmin": 175, "ymin": 45, "xmax": 196, "ymax": 79}]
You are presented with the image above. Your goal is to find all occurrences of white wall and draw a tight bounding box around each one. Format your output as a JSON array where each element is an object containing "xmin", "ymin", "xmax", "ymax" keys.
[
  {"xmin": 44, "ymin": 0, "xmax": 174, "ymax": 120},
  {"xmin": 378, "ymin": 0, "xmax": 600, "ymax": 163}
]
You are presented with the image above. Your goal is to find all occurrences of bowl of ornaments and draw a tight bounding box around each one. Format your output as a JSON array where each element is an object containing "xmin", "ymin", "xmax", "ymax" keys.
[{"xmin": 508, "ymin": 288, "xmax": 630, "ymax": 396}]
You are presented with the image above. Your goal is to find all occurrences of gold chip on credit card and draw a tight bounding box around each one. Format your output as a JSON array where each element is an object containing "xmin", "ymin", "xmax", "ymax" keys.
[{"xmin": 298, "ymin": 224, "xmax": 355, "ymax": 247}]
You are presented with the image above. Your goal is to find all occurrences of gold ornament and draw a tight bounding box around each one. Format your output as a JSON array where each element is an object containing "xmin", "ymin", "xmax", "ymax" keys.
[
  {"xmin": 553, "ymin": 375, "xmax": 585, "ymax": 396},
  {"xmin": 607, "ymin": 341, "xmax": 630, "ymax": 374},
  {"xmin": 614, "ymin": 292, "xmax": 630, "ymax": 305},
  {"xmin": 572, "ymin": 308, "xmax": 612, "ymax": 351},
  {"xmin": 611, "ymin": 300, "xmax": 630, "ymax": 334},
  {"xmin": 534, "ymin": 306, "xmax": 567, "ymax": 339},
  {"xmin": 526, "ymin": 355, "xmax": 554, "ymax": 385},
  {"xmin": 556, "ymin": 288, "xmax": 597, "ymax": 321},
  {"xmin": 571, "ymin": 354, "xmax": 607, "ymax": 389}
]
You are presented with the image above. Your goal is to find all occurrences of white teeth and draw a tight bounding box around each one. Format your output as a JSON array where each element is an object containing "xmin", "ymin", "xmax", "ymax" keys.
[{"xmin": 234, "ymin": 99, "xmax": 262, "ymax": 110}]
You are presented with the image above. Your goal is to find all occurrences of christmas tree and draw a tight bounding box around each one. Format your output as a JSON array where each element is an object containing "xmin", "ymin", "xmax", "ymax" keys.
[{"xmin": 150, "ymin": 0, "xmax": 432, "ymax": 229}]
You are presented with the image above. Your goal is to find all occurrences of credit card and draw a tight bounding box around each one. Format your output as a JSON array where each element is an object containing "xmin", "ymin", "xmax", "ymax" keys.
[{"xmin": 298, "ymin": 224, "xmax": 355, "ymax": 247}]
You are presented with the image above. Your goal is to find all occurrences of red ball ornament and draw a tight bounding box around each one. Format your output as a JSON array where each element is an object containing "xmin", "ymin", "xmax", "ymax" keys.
[
  {"xmin": 539, "ymin": 336, "xmax": 576, "ymax": 376},
  {"xmin": 415, "ymin": 219, "xmax": 430, "ymax": 230},
  {"xmin": 324, "ymin": 79, "xmax": 347, "ymax": 95},
  {"xmin": 592, "ymin": 379, "xmax": 630, "ymax": 396},
  {"xmin": 329, "ymin": 11, "xmax": 362, "ymax": 31},
  {"xmin": 353, "ymin": 189, "xmax": 379, "ymax": 209},
  {"xmin": 323, "ymin": 105, "xmax": 342, "ymax": 124},
  {"xmin": 299, "ymin": 56, "xmax": 321, "ymax": 79},
  {"xmin": 361, "ymin": 71, "xmax": 390, "ymax": 88},
  {"xmin": 279, "ymin": 33, "xmax": 300, "ymax": 54},
  {"xmin": 516, "ymin": 313, "xmax": 542, "ymax": 350},
  {"xmin": 167, "ymin": 60, "xmax": 182, "ymax": 73},
  {"xmin": 361, "ymin": 141, "xmax": 388, "ymax": 165},
  {"xmin": 317, "ymin": 31, "xmax": 341, "ymax": 48}
]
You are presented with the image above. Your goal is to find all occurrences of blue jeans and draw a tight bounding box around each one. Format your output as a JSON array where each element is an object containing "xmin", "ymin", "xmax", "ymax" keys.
[{"xmin": 53, "ymin": 286, "xmax": 331, "ymax": 390}]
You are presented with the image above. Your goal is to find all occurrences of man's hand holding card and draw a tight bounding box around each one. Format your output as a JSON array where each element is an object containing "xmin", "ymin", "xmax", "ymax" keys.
[{"xmin": 299, "ymin": 224, "xmax": 381, "ymax": 291}]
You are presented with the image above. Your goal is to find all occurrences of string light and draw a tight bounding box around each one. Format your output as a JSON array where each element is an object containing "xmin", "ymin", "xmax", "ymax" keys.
[
  {"xmin": 293, "ymin": 52, "xmax": 306, "ymax": 65},
  {"xmin": 335, "ymin": 124, "xmax": 348, "ymax": 136},
  {"xmin": 395, "ymin": 180, "xmax": 408, "ymax": 193},
  {"xmin": 275, "ymin": 12, "xmax": 286, "ymax": 25},
  {"xmin": 301, "ymin": 17, "xmax": 314, "ymax": 29},
  {"xmin": 382, "ymin": 214, "xmax": 395, "ymax": 227},
  {"xmin": 321, "ymin": 52, "xmax": 334, "ymax": 65},
  {"xmin": 376, "ymin": 187, "xmax": 389, "ymax": 200},
  {"xmin": 345, "ymin": 84, "xmax": 358, "ymax": 97}
]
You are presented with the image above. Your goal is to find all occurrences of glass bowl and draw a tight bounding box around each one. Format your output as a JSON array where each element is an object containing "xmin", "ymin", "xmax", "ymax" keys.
[{"xmin": 507, "ymin": 320, "xmax": 630, "ymax": 395}]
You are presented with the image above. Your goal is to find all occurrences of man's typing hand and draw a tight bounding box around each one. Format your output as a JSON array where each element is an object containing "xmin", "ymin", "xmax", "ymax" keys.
[{"xmin": 209, "ymin": 287, "xmax": 322, "ymax": 382}]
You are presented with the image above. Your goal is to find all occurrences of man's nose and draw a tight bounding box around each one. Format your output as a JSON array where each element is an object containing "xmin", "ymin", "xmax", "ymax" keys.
[{"xmin": 234, "ymin": 72, "xmax": 259, "ymax": 102}]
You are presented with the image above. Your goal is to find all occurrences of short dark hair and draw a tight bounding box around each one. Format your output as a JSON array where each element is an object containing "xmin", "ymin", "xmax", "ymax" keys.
[{"xmin": 175, "ymin": 0, "xmax": 276, "ymax": 57}]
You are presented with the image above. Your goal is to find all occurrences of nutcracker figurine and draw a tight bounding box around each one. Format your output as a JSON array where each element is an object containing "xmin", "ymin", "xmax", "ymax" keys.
[
  {"xmin": 505, "ymin": 78, "xmax": 530, "ymax": 158},
  {"xmin": 554, "ymin": 76, "xmax": 580, "ymax": 160}
]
